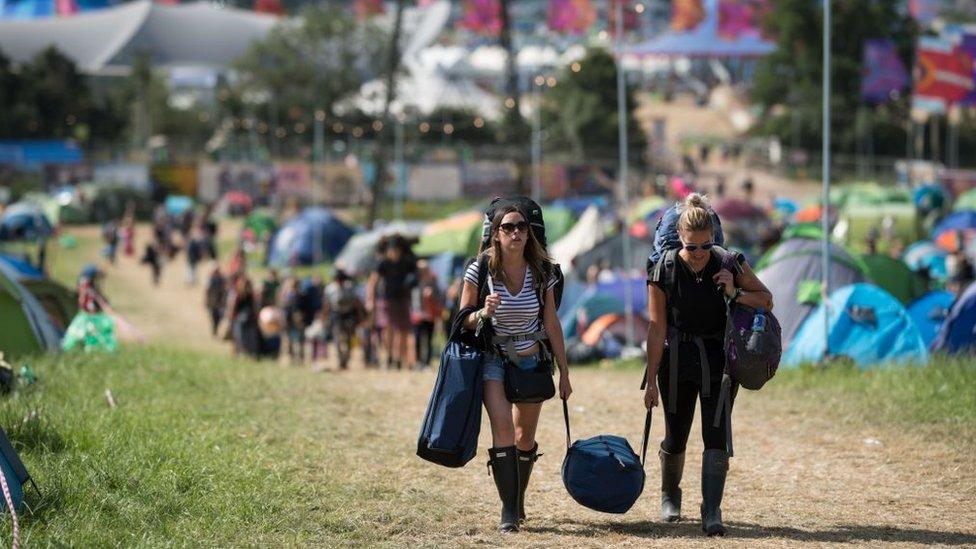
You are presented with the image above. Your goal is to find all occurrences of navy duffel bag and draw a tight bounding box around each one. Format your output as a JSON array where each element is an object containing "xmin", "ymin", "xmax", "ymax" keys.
[
  {"xmin": 417, "ymin": 341, "xmax": 486, "ymax": 468},
  {"xmin": 561, "ymin": 399, "xmax": 651, "ymax": 514}
]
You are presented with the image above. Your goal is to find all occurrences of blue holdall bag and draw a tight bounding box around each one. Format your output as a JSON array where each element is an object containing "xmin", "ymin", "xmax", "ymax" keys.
[
  {"xmin": 417, "ymin": 341, "xmax": 486, "ymax": 468},
  {"xmin": 561, "ymin": 399, "xmax": 652, "ymax": 514}
]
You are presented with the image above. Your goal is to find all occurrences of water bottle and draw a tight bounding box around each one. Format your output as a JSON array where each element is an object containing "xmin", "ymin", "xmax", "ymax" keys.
[{"xmin": 746, "ymin": 309, "xmax": 766, "ymax": 354}]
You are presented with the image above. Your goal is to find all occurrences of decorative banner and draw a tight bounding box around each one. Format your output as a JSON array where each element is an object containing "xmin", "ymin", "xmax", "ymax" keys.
[
  {"xmin": 459, "ymin": 0, "xmax": 502, "ymax": 35},
  {"xmin": 608, "ymin": 0, "xmax": 639, "ymax": 35},
  {"xmin": 254, "ymin": 0, "xmax": 283, "ymax": 15},
  {"xmin": 958, "ymin": 34, "xmax": 976, "ymax": 106},
  {"xmin": 547, "ymin": 0, "xmax": 596, "ymax": 35},
  {"xmin": 913, "ymin": 36, "xmax": 976, "ymax": 111},
  {"xmin": 353, "ymin": 0, "xmax": 385, "ymax": 19},
  {"xmin": 669, "ymin": 0, "xmax": 705, "ymax": 32},
  {"xmin": 717, "ymin": 0, "xmax": 768, "ymax": 40},
  {"xmin": 861, "ymin": 39, "xmax": 909, "ymax": 104},
  {"xmin": 55, "ymin": 0, "xmax": 78, "ymax": 16},
  {"xmin": 909, "ymin": 0, "xmax": 939, "ymax": 27},
  {"xmin": 273, "ymin": 162, "xmax": 311, "ymax": 196}
]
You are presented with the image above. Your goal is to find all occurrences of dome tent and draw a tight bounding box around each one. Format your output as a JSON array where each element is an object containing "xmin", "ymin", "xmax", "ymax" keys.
[
  {"xmin": 267, "ymin": 207, "xmax": 355, "ymax": 267},
  {"xmin": 756, "ymin": 238, "xmax": 867, "ymax": 348},
  {"xmin": 784, "ymin": 283, "xmax": 928, "ymax": 369},
  {"xmin": 908, "ymin": 290, "xmax": 955, "ymax": 348},
  {"xmin": 932, "ymin": 281, "xmax": 976, "ymax": 355},
  {"xmin": 0, "ymin": 259, "xmax": 61, "ymax": 359}
]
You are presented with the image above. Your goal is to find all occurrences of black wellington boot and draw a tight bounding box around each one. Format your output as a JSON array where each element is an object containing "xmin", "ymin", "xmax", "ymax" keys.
[
  {"xmin": 516, "ymin": 444, "xmax": 541, "ymax": 525},
  {"xmin": 488, "ymin": 446, "xmax": 520, "ymax": 533},
  {"xmin": 700, "ymin": 449, "xmax": 729, "ymax": 536},
  {"xmin": 659, "ymin": 447, "xmax": 685, "ymax": 522}
]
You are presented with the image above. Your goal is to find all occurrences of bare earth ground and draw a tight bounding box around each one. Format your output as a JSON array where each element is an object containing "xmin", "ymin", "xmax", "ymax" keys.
[{"xmin": 65, "ymin": 224, "xmax": 976, "ymax": 548}]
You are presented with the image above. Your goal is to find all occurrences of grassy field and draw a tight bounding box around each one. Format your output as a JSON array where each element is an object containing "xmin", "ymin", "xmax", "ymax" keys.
[
  {"xmin": 2, "ymin": 222, "xmax": 974, "ymax": 546},
  {"xmin": 0, "ymin": 344, "xmax": 973, "ymax": 546}
]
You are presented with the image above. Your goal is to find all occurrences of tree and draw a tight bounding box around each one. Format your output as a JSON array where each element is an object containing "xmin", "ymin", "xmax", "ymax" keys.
[
  {"xmin": 750, "ymin": 0, "xmax": 916, "ymax": 156},
  {"xmin": 541, "ymin": 47, "xmax": 646, "ymax": 162},
  {"xmin": 234, "ymin": 3, "xmax": 386, "ymax": 121}
]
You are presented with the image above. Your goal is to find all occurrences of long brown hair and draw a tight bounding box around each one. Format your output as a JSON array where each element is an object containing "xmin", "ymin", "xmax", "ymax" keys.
[{"xmin": 485, "ymin": 205, "xmax": 552, "ymax": 289}]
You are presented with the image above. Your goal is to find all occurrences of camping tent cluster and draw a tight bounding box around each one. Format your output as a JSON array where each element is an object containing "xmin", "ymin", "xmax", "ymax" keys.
[{"xmin": 754, "ymin": 181, "xmax": 976, "ymax": 369}]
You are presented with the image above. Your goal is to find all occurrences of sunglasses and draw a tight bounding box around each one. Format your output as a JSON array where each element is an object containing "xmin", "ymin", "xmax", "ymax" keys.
[
  {"xmin": 499, "ymin": 221, "xmax": 529, "ymax": 234},
  {"xmin": 681, "ymin": 241, "xmax": 715, "ymax": 252}
]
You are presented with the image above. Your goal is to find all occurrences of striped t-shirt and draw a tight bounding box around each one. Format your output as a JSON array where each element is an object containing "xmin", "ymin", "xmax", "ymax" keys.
[{"xmin": 464, "ymin": 260, "xmax": 557, "ymax": 353}]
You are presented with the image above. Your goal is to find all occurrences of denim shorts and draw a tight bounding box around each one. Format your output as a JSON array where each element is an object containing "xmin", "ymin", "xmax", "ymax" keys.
[{"xmin": 483, "ymin": 353, "xmax": 539, "ymax": 382}]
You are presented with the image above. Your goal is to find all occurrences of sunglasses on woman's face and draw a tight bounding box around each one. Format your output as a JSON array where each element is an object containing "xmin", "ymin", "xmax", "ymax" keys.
[
  {"xmin": 500, "ymin": 221, "xmax": 529, "ymax": 234},
  {"xmin": 681, "ymin": 241, "xmax": 715, "ymax": 252}
]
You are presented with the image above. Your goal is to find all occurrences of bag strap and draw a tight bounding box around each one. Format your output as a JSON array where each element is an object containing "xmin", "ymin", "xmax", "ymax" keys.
[
  {"xmin": 562, "ymin": 398, "xmax": 654, "ymax": 466},
  {"xmin": 562, "ymin": 398, "xmax": 571, "ymax": 449}
]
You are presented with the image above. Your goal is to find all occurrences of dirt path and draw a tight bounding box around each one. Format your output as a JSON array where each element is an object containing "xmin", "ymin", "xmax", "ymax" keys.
[{"xmin": 64, "ymin": 224, "xmax": 976, "ymax": 547}]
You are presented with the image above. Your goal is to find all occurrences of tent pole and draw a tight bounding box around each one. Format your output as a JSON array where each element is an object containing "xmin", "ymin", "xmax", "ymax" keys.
[
  {"xmin": 821, "ymin": 0, "xmax": 831, "ymax": 361},
  {"xmin": 616, "ymin": 0, "xmax": 636, "ymax": 351}
]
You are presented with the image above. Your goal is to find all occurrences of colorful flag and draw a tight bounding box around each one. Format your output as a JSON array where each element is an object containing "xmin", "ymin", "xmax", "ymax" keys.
[
  {"xmin": 957, "ymin": 34, "xmax": 976, "ymax": 106},
  {"xmin": 717, "ymin": 0, "xmax": 768, "ymax": 40},
  {"xmin": 913, "ymin": 37, "xmax": 975, "ymax": 109},
  {"xmin": 353, "ymin": 0, "xmax": 385, "ymax": 19},
  {"xmin": 459, "ymin": 0, "xmax": 502, "ymax": 35},
  {"xmin": 670, "ymin": 0, "xmax": 705, "ymax": 32},
  {"xmin": 548, "ymin": 0, "xmax": 596, "ymax": 35},
  {"xmin": 254, "ymin": 0, "xmax": 283, "ymax": 15},
  {"xmin": 608, "ymin": 0, "xmax": 639, "ymax": 35},
  {"xmin": 860, "ymin": 39, "xmax": 909, "ymax": 104},
  {"xmin": 56, "ymin": 0, "xmax": 78, "ymax": 15},
  {"xmin": 909, "ymin": 0, "xmax": 938, "ymax": 27}
]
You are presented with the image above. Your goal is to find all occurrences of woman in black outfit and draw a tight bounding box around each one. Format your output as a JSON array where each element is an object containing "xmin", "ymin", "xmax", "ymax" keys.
[{"xmin": 644, "ymin": 193, "xmax": 773, "ymax": 536}]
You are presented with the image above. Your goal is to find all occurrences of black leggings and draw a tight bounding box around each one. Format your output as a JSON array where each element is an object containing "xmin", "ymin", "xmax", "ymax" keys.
[{"xmin": 658, "ymin": 345, "xmax": 734, "ymax": 454}]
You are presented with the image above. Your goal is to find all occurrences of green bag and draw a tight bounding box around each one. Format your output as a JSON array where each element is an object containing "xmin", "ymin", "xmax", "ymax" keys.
[{"xmin": 62, "ymin": 312, "xmax": 118, "ymax": 353}]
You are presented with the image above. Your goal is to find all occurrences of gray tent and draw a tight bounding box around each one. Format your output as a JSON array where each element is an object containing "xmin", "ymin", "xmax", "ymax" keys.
[
  {"xmin": 572, "ymin": 233, "xmax": 653, "ymax": 275},
  {"xmin": 756, "ymin": 238, "xmax": 866, "ymax": 348}
]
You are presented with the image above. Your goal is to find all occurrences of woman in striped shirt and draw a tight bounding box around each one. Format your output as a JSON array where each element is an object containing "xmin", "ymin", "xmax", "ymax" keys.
[{"xmin": 458, "ymin": 204, "xmax": 572, "ymax": 533}]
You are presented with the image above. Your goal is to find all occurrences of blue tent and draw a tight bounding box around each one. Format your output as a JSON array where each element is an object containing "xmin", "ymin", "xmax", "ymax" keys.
[
  {"xmin": 0, "ymin": 201, "xmax": 53, "ymax": 241},
  {"xmin": 427, "ymin": 252, "xmax": 466, "ymax": 292},
  {"xmin": 930, "ymin": 210, "xmax": 976, "ymax": 240},
  {"xmin": 268, "ymin": 207, "xmax": 355, "ymax": 267},
  {"xmin": 932, "ymin": 281, "xmax": 976, "ymax": 354},
  {"xmin": 913, "ymin": 184, "xmax": 948, "ymax": 212},
  {"xmin": 784, "ymin": 283, "xmax": 929, "ymax": 369},
  {"xmin": 164, "ymin": 195, "xmax": 195, "ymax": 217},
  {"xmin": 559, "ymin": 276, "xmax": 647, "ymax": 338},
  {"xmin": 908, "ymin": 291, "xmax": 955, "ymax": 348},
  {"xmin": 903, "ymin": 240, "xmax": 948, "ymax": 280}
]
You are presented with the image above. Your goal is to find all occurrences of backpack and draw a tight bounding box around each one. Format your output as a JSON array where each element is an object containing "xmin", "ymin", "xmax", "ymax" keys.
[
  {"xmin": 479, "ymin": 196, "xmax": 550, "ymax": 252},
  {"xmin": 646, "ymin": 201, "xmax": 725, "ymax": 267},
  {"xmin": 647, "ymin": 246, "xmax": 781, "ymax": 456}
]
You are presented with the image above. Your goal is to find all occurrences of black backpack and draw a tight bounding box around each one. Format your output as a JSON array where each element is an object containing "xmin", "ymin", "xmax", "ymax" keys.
[{"xmin": 475, "ymin": 196, "xmax": 564, "ymax": 309}]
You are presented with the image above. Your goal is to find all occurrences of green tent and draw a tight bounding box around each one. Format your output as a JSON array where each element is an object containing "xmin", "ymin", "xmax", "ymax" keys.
[
  {"xmin": 542, "ymin": 206, "xmax": 575, "ymax": 245},
  {"xmin": 954, "ymin": 188, "xmax": 976, "ymax": 212},
  {"xmin": 0, "ymin": 262, "xmax": 61, "ymax": 359},
  {"xmin": 244, "ymin": 210, "xmax": 278, "ymax": 242},
  {"xmin": 830, "ymin": 183, "xmax": 912, "ymax": 209},
  {"xmin": 627, "ymin": 196, "xmax": 667, "ymax": 224},
  {"xmin": 414, "ymin": 211, "xmax": 483, "ymax": 257},
  {"xmin": 857, "ymin": 253, "xmax": 929, "ymax": 305},
  {"xmin": 837, "ymin": 203, "xmax": 920, "ymax": 254}
]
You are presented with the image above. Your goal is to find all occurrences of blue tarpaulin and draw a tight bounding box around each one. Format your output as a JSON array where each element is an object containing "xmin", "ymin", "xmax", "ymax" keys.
[
  {"xmin": 0, "ymin": 140, "xmax": 83, "ymax": 165},
  {"xmin": 268, "ymin": 207, "xmax": 355, "ymax": 267}
]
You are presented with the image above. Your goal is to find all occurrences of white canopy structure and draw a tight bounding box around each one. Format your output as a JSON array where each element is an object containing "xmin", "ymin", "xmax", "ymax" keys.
[
  {"xmin": 0, "ymin": 0, "xmax": 279, "ymax": 74},
  {"xmin": 550, "ymin": 206, "xmax": 606, "ymax": 268}
]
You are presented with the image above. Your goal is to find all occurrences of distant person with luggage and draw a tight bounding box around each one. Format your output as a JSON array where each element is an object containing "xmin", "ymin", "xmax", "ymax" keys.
[
  {"xmin": 412, "ymin": 260, "xmax": 443, "ymax": 370},
  {"xmin": 324, "ymin": 269, "xmax": 365, "ymax": 370},
  {"xmin": 644, "ymin": 193, "xmax": 773, "ymax": 536},
  {"xmin": 457, "ymin": 201, "xmax": 572, "ymax": 533}
]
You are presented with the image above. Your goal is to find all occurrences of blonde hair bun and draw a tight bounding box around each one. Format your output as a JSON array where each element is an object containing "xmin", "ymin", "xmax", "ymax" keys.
[{"xmin": 678, "ymin": 192, "xmax": 714, "ymax": 233}]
